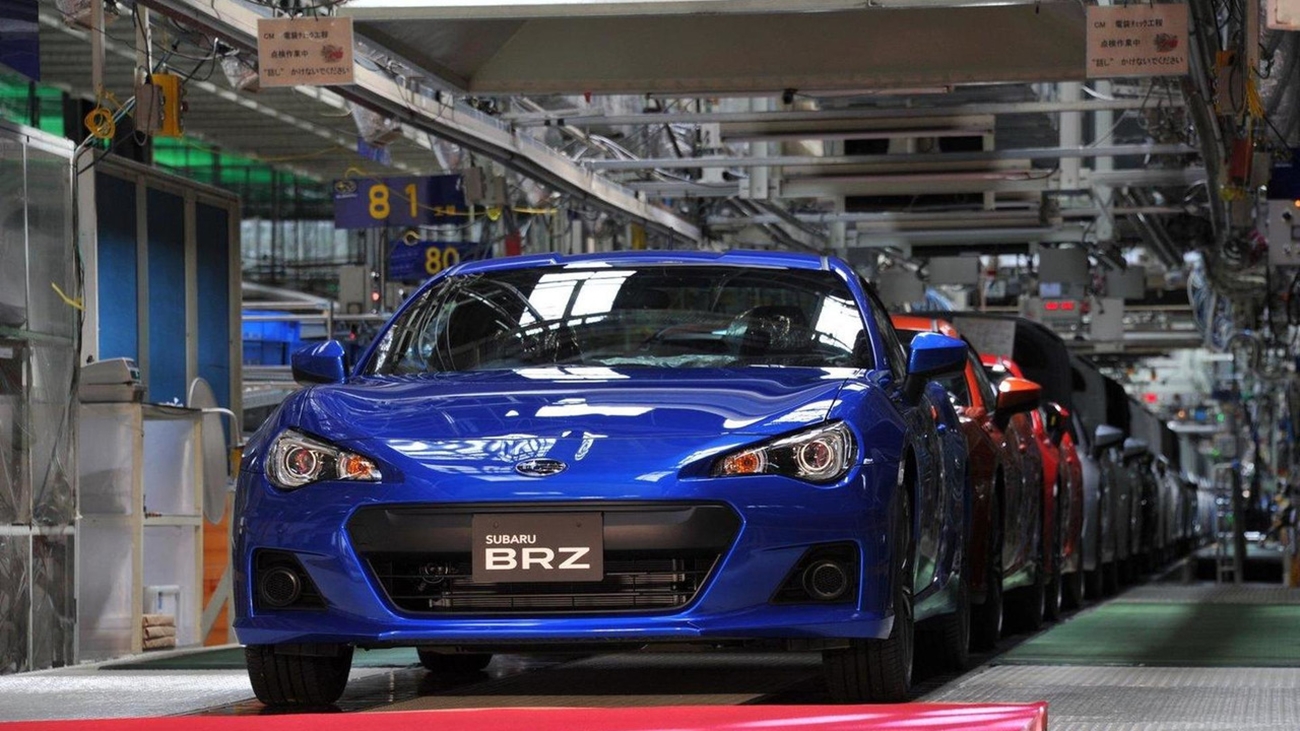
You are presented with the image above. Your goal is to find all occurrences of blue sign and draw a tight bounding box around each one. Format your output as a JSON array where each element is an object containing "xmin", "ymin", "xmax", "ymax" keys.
[
  {"xmin": 0, "ymin": 0, "xmax": 40, "ymax": 81},
  {"xmin": 356, "ymin": 138, "xmax": 393, "ymax": 167},
  {"xmin": 333, "ymin": 174, "xmax": 466, "ymax": 229},
  {"xmin": 389, "ymin": 241, "xmax": 477, "ymax": 282}
]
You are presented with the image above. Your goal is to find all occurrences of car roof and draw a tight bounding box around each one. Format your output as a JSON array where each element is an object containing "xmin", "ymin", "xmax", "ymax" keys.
[
  {"xmin": 446, "ymin": 249, "xmax": 838, "ymax": 277},
  {"xmin": 890, "ymin": 313, "xmax": 961, "ymax": 339}
]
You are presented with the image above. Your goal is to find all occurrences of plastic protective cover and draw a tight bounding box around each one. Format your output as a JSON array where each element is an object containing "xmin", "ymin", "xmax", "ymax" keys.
[
  {"xmin": 0, "ymin": 125, "xmax": 78, "ymax": 673},
  {"xmin": 31, "ymin": 535, "xmax": 74, "ymax": 670},
  {"xmin": 0, "ymin": 536, "xmax": 31, "ymax": 674}
]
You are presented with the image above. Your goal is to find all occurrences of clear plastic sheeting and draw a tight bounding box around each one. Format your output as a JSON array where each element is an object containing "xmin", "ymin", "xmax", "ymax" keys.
[
  {"xmin": 31, "ymin": 535, "xmax": 74, "ymax": 670},
  {"xmin": 0, "ymin": 342, "xmax": 25, "ymax": 524},
  {"xmin": 0, "ymin": 537, "xmax": 31, "ymax": 675},
  {"xmin": 0, "ymin": 121, "xmax": 78, "ymax": 674},
  {"xmin": 31, "ymin": 344, "xmax": 77, "ymax": 526}
]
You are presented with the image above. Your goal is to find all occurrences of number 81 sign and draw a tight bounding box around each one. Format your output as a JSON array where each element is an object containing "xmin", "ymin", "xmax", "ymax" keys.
[{"xmin": 333, "ymin": 174, "xmax": 467, "ymax": 230}]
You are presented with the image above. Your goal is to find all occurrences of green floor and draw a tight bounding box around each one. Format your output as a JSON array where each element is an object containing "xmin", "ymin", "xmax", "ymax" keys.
[
  {"xmin": 997, "ymin": 602, "xmax": 1300, "ymax": 667},
  {"xmin": 100, "ymin": 646, "xmax": 418, "ymax": 671}
]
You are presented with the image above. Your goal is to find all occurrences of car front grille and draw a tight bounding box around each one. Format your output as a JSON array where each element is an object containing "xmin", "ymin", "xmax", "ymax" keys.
[
  {"xmin": 366, "ymin": 551, "xmax": 718, "ymax": 614},
  {"xmin": 347, "ymin": 502, "xmax": 740, "ymax": 616}
]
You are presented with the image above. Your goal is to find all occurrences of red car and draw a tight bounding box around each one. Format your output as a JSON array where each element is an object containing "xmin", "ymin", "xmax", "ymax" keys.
[
  {"xmin": 892, "ymin": 316, "xmax": 1045, "ymax": 650},
  {"xmin": 982, "ymin": 355, "xmax": 1086, "ymax": 619}
]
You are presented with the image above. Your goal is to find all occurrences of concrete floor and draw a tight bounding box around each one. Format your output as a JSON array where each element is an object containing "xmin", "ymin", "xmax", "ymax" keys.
[{"xmin": 3, "ymin": 580, "xmax": 1297, "ymax": 728}]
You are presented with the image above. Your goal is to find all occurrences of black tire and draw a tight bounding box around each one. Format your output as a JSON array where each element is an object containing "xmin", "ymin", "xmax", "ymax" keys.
[
  {"xmin": 1006, "ymin": 503, "xmax": 1046, "ymax": 634},
  {"xmin": 917, "ymin": 567, "xmax": 970, "ymax": 677},
  {"xmin": 245, "ymin": 644, "xmax": 352, "ymax": 708},
  {"xmin": 417, "ymin": 649, "xmax": 493, "ymax": 673},
  {"xmin": 1084, "ymin": 565, "xmax": 1103, "ymax": 601},
  {"xmin": 1043, "ymin": 496, "xmax": 1064, "ymax": 622},
  {"xmin": 824, "ymin": 486, "xmax": 914, "ymax": 702},
  {"xmin": 969, "ymin": 489, "xmax": 1004, "ymax": 652},
  {"xmin": 1062, "ymin": 568, "xmax": 1085, "ymax": 610},
  {"xmin": 1118, "ymin": 557, "xmax": 1134, "ymax": 585},
  {"xmin": 1102, "ymin": 560, "xmax": 1120, "ymax": 595}
]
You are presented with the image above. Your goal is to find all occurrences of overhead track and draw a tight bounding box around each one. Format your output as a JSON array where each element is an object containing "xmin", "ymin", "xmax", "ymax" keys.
[
  {"xmin": 506, "ymin": 100, "xmax": 1182, "ymax": 127},
  {"xmin": 133, "ymin": 0, "xmax": 701, "ymax": 241},
  {"xmin": 584, "ymin": 144, "xmax": 1199, "ymax": 170}
]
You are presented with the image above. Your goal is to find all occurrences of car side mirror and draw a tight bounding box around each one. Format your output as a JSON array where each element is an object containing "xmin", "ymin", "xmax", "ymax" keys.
[
  {"xmin": 1093, "ymin": 424, "xmax": 1125, "ymax": 459},
  {"xmin": 1123, "ymin": 437, "xmax": 1150, "ymax": 462},
  {"xmin": 1044, "ymin": 402, "xmax": 1070, "ymax": 447},
  {"xmin": 291, "ymin": 340, "xmax": 348, "ymax": 385},
  {"xmin": 902, "ymin": 333, "xmax": 967, "ymax": 404},
  {"xmin": 993, "ymin": 377, "xmax": 1041, "ymax": 430}
]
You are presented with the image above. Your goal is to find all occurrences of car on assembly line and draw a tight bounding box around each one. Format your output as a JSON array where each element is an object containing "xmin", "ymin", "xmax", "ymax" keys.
[
  {"xmin": 948, "ymin": 314, "xmax": 1122, "ymax": 600},
  {"xmin": 234, "ymin": 250, "xmax": 974, "ymax": 707},
  {"xmin": 981, "ymin": 355, "xmax": 1085, "ymax": 619},
  {"xmin": 891, "ymin": 315, "xmax": 1044, "ymax": 650}
]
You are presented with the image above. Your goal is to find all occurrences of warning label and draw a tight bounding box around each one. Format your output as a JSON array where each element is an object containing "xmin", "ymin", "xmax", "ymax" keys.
[
  {"xmin": 1086, "ymin": 4, "xmax": 1189, "ymax": 79},
  {"xmin": 257, "ymin": 17, "xmax": 354, "ymax": 88}
]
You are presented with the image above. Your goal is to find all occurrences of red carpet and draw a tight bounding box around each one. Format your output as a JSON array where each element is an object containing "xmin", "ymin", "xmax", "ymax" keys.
[{"xmin": 2, "ymin": 704, "xmax": 1047, "ymax": 731}]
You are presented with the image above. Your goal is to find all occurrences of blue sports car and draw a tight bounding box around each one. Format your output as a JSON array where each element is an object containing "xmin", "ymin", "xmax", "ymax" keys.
[{"xmin": 234, "ymin": 250, "xmax": 970, "ymax": 706}]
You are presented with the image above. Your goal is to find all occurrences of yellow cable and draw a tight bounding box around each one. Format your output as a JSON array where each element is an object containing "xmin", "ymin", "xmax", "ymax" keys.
[
  {"xmin": 84, "ymin": 107, "xmax": 115, "ymax": 140},
  {"xmin": 50, "ymin": 283, "xmax": 84, "ymax": 311}
]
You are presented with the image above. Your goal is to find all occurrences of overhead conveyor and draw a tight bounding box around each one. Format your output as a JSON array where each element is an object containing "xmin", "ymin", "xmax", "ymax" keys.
[{"xmin": 123, "ymin": 0, "xmax": 701, "ymax": 242}]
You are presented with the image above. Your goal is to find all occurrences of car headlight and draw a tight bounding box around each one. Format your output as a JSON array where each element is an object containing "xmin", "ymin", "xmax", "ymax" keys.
[
  {"xmin": 712, "ymin": 421, "xmax": 857, "ymax": 484},
  {"xmin": 266, "ymin": 430, "xmax": 382, "ymax": 490}
]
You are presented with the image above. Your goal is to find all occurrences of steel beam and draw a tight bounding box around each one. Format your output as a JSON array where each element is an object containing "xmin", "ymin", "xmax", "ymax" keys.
[
  {"xmin": 624, "ymin": 166, "xmax": 1205, "ymax": 198},
  {"xmin": 344, "ymin": 0, "xmax": 1059, "ymax": 21},
  {"xmin": 708, "ymin": 206, "xmax": 1188, "ymax": 226},
  {"xmin": 584, "ymin": 144, "xmax": 1197, "ymax": 170},
  {"xmin": 132, "ymin": 0, "xmax": 701, "ymax": 241},
  {"xmin": 507, "ymin": 99, "xmax": 1183, "ymax": 128},
  {"xmin": 847, "ymin": 225, "xmax": 1092, "ymax": 247}
]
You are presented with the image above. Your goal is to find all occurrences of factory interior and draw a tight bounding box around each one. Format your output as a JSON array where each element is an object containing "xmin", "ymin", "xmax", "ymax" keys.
[{"xmin": 1, "ymin": 0, "xmax": 1300, "ymax": 729}]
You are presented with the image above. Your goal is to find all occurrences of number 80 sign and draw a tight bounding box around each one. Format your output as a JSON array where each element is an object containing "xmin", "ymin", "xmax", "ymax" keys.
[{"xmin": 388, "ymin": 240, "xmax": 474, "ymax": 282}]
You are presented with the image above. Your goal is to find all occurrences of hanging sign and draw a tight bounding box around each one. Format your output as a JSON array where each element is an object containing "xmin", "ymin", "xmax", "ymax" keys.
[
  {"xmin": 1268, "ymin": 0, "xmax": 1300, "ymax": 30},
  {"xmin": 0, "ymin": 0, "xmax": 39, "ymax": 81},
  {"xmin": 257, "ymin": 16, "xmax": 354, "ymax": 88},
  {"xmin": 1086, "ymin": 4, "xmax": 1189, "ymax": 78},
  {"xmin": 388, "ymin": 241, "xmax": 475, "ymax": 281},
  {"xmin": 333, "ymin": 175, "xmax": 467, "ymax": 229},
  {"xmin": 951, "ymin": 316, "xmax": 1017, "ymax": 359}
]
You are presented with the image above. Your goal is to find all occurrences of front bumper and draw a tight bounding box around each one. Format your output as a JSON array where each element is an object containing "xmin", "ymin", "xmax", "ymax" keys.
[{"xmin": 232, "ymin": 465, "xmax": 897, "ymax": 648}]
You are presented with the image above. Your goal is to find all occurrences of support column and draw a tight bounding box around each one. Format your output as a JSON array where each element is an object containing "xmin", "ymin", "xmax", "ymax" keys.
[{"xmin": 1092, "ymin": 80, "xmax": 1115, "ymax": 242}]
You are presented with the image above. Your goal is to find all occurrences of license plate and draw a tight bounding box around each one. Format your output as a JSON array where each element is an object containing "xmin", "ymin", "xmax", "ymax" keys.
[{"xmin": 471, "ymin": 513, "xmax": 604, "ymax": 583}]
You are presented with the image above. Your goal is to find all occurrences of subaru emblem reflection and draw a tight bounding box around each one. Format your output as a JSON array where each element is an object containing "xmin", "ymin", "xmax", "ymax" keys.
[{"xmin": 515, "ymin": 458, "xmax": 567, "ymax": 477}]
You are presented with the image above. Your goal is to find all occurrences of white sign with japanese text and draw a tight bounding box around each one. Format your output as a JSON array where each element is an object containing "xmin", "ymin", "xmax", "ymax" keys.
[
  {"xmin": 1267, "ymin": 0, "xmax": 1300, "ymax": 30},
  {"xmin": 1086, "ymin": 4, "xmax": 1189, "ymax": 79},
  {"xmin": 257, "ymin": 16, "xmax": 355, "ymax": 88}
]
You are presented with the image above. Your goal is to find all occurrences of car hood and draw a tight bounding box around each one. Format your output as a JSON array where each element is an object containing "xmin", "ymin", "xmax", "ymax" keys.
[{"xmin": 280, "ymin": 367, "xmax": 850, "ymax": 444}]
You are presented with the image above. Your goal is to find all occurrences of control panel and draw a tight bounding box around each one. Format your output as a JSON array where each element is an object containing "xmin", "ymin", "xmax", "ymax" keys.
[{"xmin": 1267, "ymin": 199, "xmax": 1300, "ymax": 266}]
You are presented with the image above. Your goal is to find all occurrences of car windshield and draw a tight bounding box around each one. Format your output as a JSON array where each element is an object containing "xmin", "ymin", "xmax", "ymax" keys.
[{"xmin": 364, "ymin": 264, "xmax": 871, "ymax": 374}]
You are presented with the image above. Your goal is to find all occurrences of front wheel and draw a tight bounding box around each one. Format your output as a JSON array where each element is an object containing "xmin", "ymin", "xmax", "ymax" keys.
[
  {"xmin": 245, "ymin": 644, "xmax": 352, "ymax": 708},
  {"xmin": 824, "ymin": 488, "xmax": 914, "ymax": 702}
]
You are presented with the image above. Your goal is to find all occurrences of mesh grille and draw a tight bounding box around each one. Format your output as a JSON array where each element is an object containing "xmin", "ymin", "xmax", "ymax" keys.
[{"xmin": 367, "ymin": 552, "xmax": 719, "ymax": 615}]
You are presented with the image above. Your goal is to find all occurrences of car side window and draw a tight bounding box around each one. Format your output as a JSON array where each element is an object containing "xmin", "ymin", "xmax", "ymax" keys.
[
  {"xmin": 936, "ymin": 372, "xmax": 971, "ymax": 408},
  {"xmin": 968, "ymin": 349, "xmax": 997, "ymax": 409},
  {"xmin": 859, "ymin": 278, "xmax": 907, "ymax": 378}
]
